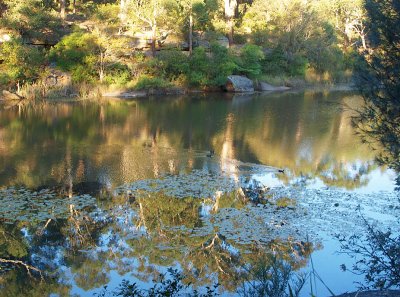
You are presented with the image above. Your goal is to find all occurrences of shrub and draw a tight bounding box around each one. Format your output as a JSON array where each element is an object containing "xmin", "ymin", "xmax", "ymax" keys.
[
  {"xmin": 103, "ymin": 63, "xmax": 131, "ymax": 86},
  {"xmin": 49, "ymin": 32, "xmax": 98, "ymax": 72},
  {"xmin": 50, "ymin": 32, "xmax": 132, "ymax": 85},
  {"xmin": 157, "ymin": 49, "xmax": 189, "ymax": 81},
  {"xmin": 134, "ymin": 75, "xmax": 172, "ymax": 90},
  {"xmin": 0, "ymin": 37, "xmax": 45, "ymax": 90},
  {"xmin": 208, "ymin": 43, "xmax": 237, "ymax": 86},
  {"xmin": 237, "ymin": 44, "xmax": 264, "ymax": 79},
  {"xmin": 188, "ymin": 47, "xmax": 209, "ymax": 87},
  {"xmin": 262, "ymin": 48, "xmax": 308, "ymax": 77},
  {"xmin": 92, "ymin": 4, "xmax": 120, "ymax": 24}
]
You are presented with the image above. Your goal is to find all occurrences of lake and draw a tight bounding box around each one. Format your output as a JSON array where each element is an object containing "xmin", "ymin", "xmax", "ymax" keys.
[{"xmin": 0, "ymin": 91, "xmax": 398, "ymax": 297}]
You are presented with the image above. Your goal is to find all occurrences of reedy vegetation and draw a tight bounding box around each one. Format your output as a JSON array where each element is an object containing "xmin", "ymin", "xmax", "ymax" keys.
[{"xmin": 0, "ymin": 0, "xmax": 369, "ymax": 98}]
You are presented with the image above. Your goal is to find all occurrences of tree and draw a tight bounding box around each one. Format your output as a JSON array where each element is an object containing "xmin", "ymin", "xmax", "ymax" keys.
[
  {"xmin": 224, "ymin": 0, "xmax": 237, "ymax": 46},
  {"xmin": 0, "ymin": 38, "xmax": 45, "ymax": 92},
  {"xmin": 60, "ymin": 0, "xmax": 66, "ymax": 19},
  {"xmin": 126, "ymin": 0, "xmax": 165, "ymax": 56},
  {"xmin": 0, "ymin": 0, "xmax": 64, "ymax": 44},
  {"xmin": 353, "ymin": 0, "xmax": 400, "ymax": 180}
]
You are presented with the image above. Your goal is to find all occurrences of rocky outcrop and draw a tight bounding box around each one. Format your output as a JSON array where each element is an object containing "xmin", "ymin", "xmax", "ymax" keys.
[
  {"xmin": 225, "ymin": 75, "xmax": 254, "ymax": 93},
  {"xmin": 1, "ymin": 90, "xmax": 23, "ymax": 101},
  {"xmin": 257, "ymin": 82, "xmax": 291, "ymax": 92}
]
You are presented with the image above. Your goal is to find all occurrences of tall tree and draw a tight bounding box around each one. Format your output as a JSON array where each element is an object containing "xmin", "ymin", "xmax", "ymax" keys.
[
  {"xmin": 353, "ymin": 0, "xmax": 400, "ymax": 182},
  {"xmin": 224, "ymin": 0, "xmax": 237, "ymax": 46},
  {"xmin": 127, "ymin": 0, "xmax": 164, "ymax": 56},
  {"xmin": 60, "ymin": 0, "xmax": 66, "ymax": 19}
]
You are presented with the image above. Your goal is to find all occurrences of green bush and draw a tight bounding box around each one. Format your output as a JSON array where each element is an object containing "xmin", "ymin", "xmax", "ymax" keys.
[
  {"xmin": 237, "ymin": 44, "xmax": 264, "ymax": 79},
  {"xmin": 186, "ymin": 44, "xmax": 237, "ymax": 88},
  {"xmin": 49, "ymin": 32, "xmax": 98, "ymax": 72},
  {"xmin": 103, "ymin": 63, "xmax": 131, "ymax": 86},
  {"xmin": 187, "ymin": 47, "xmax": 209, "ymax": 87},
  {"xmin": 262, "ymin": 48, "xmax": 308, "ymax": 77},
  {"xmin": 134, "ymin": 75, "xmax": 172, "ymax": 90},
  {"xmin": 0, "ymin": 38, "xmax": 45, "ymax": 89},
  {"xmin": 157, "ymin": 50, "xmax": 189, "ymax": 80},
  {"xmin": 50, "ymin": 32, "xmax": 132, "ymax": 85},
  {"xmin": 208, "ymin": 43, "xmax": 237, "ymax": 86},
  {"xmin": 93, "ymin": 4, "xmax": 120, "ymax": 24}
]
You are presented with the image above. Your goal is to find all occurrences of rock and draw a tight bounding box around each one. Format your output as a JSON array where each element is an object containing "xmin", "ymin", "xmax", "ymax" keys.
[
  {"xmin": 226, "ymin": 75, "xmax": 254, "ymax": 93},
  {"xmin": 196, "ymin": 39, "xmax": 211, "ymax": 49},
  {"xmin": 215, "ymin": 36, "xmax": 229, "ymax": 48},
  {"xmin": 1, "ymin": 90, "xmax": 23, "ymax": 100},
  {"xmin": 257, "ymin": 81, "xmax": 291, "ymax": 92}
]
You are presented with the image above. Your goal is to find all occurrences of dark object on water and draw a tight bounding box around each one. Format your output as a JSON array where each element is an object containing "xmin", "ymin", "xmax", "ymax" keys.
[
  {"xmin": 206, "ymin": 150, "xmax": 215, "ymax": 158},
  {"xmin": 278, "ymin": 169, "xmax": 285, "ymax": 173}
]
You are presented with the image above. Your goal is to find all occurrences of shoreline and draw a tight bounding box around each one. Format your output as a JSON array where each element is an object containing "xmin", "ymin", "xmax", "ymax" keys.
[{"xmin": 0, "ymin": 82, "xmax": 357, "ymax": 103}]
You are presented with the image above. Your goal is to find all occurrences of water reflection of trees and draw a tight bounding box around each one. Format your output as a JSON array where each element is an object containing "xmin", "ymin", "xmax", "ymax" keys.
[
  {"xmin": 0, "ymin": 186, "xmax": 314, "ymax": 295},
  {"xmin": 0, "ymin": 91, "xmax": 388, "ymax": 294},
  {"xmin": 0, "ymin": 92, "xmax": 380, "ymax": 191}
]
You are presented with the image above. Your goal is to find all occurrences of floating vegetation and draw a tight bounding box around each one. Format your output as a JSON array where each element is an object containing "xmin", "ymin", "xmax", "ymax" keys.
[
  {"xmin": 115, "ymin": 169, "xmax": 242, "ymax": 199},
  {"xmin": 276, "ymin": 197, "xmax": 296, "ymax": 209},
  {"xmin": 0, "ymin": 187, "xmax": 97, "ymax": 223}
]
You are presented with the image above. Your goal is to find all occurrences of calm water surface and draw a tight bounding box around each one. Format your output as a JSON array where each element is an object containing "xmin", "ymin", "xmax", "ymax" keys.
[{"xmin": 0, "ymin": 91, "xmax": 398, "ymax": 296}]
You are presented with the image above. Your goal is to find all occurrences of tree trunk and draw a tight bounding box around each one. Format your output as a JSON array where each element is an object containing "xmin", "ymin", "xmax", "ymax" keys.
[
  {"xmin": 120, "ymin": 0, "xmax": 127, "ymax": 24},
  {"xmin": 189, "ymin": 13, "xmax": 193, "ymax": 55},
  {"xmin": 151, "ymin": 24, "xmax": 157, "ymax": 57},
  {"xmin": 224, "ymin": 0, "xmax": 237, "ymax": 47},
  {"xmin": 72, "ymin": 0, "xmax": 76, "ymax": 14},
  {"xmin": 60, "ymin": 0, "xmax": 66, "ymax": 19}
]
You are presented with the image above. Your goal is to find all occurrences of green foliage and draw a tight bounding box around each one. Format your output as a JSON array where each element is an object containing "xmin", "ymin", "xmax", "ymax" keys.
[
  {"xmin": 237, "ymin": 44, "xmax": 264, "ymax": 79},
  {"xmin": 92, "ymin": 3, "xmax": 120, "ymax": 24},
  {"xmin": 207, "ymin": 43, "xmax": 237, "ymax": 86},
  {"xmin": 49, "ymin": 31, "xmax": 99, "ymax": 83},
  {"xmin": 50, "ymin": 31, "xmax": 132, "ymax": 85},
  {"xmin": 103, "ymin": 63, "xmax": 131, "ymax": 86},
  {"xmin": 187, "ymin": 46, "xmax": 209, "ymax": 87},
  {"xmin": 262, "ymin": 48, "xmax": 308, "ymax": 77},
  {"xmin": 0, "ymin": 0, "xmax": 368, "ymax": 91},
  {"xmin": 1, "ymin": 0, "xmax": 64, "ymax": 42},
  {"xmin": 134, "ymin": 75, "xmax": 172, "ymax": 90},
  {"xmin": 50, "ymin": 32, "xmax": 98, "ymax": 72},
  {"xmin": 186, "ymin": 45, "xmax": 237, "ymax": 88},
  {"xmin": 353, "ymin": 0, "xmax": 400, "ymax": 185},
  {"xmin": 157, "ymin": 49, "xmax": 189, "ymax": 80},
  {"xmin": 0, "ymin": 37, "xmax": 45, "ymax": 88}
]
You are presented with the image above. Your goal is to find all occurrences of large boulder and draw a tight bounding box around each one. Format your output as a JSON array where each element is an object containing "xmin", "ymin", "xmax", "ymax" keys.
[
  {"xmin": 257, "ymin": 82, "xmax": 291, "ymax": 92},
  {"xmin": 1, "ymin": 90, "xmax": 23, "ymax": 100},
  {"xmin": 225, "ymin": 75, "xmax": 254, "ymax": 93}
]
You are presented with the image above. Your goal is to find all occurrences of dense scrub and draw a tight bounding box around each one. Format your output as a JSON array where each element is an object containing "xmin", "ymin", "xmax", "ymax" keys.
[{"xmin": 0, "ymin": 0, "xmax": 376, "ymax": 96}]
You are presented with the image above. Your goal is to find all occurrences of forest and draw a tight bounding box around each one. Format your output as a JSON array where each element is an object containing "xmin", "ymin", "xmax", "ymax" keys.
[{"xmin": 0, "ymin": 0, "xmax": 369, "ymax": 99}]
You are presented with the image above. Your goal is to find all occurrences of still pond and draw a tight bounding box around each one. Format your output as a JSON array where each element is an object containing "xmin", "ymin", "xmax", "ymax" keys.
[{"xmin": 0, "ymin": 91, "xmax": 398, "ymax": 296}]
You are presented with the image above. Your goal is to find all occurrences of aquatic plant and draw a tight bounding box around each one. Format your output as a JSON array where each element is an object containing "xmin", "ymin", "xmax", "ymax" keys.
[{"xmin": 0, "ymin": 187, "xmax": 97, "ymax": 223}]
